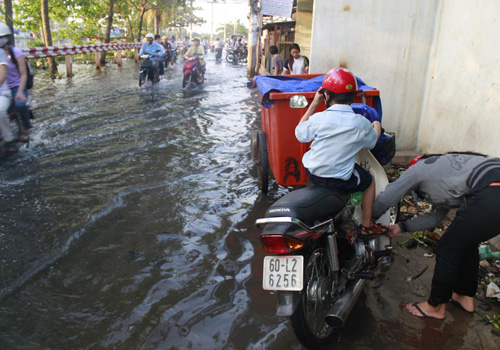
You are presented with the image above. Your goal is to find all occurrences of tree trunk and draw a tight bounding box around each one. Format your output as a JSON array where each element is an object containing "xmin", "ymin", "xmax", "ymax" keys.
[
  {"xmin": 101, "ymin": 0, "xmax": 115, "ymax": 64},
  {"xmin": 40, "ymin": 0, "xmax": 57, "ymax": 77},
  {"xmin": 4, "ymin": 0, "xmax": 15, "ymax": 46},
  {"xmin": 136, "ymin": 6, "xmax": 146, "ymax": 41},
  {"xmin": 154, "ymin": 11, "xmax": 161, "ymax": 35},
  {"xmin": 127, "ymin": 16, "xmax": 135, "ymax": 42}
]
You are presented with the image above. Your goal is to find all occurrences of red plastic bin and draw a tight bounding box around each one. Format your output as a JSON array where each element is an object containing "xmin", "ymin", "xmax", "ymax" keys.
[{"xmin": 259, "ymin": 74, "xmax": 380, "ymax": 188}]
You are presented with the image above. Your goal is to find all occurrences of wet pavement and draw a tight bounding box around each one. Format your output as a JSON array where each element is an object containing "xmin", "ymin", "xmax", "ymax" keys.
[{"xmin": 0, "ymin": 54, "xmax": 499, "ymax": 350}]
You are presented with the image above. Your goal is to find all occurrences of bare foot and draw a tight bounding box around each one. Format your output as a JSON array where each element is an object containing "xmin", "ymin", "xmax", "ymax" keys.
[
  {"xmin": 450, "ymin": 293, "xmax": 475, "ymax": 313},
  {"xmin": 405, "ymin": 301, "xmax": 446, "ymax": 319}
]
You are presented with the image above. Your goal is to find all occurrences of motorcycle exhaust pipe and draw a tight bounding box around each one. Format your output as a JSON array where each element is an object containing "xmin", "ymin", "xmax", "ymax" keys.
[{"xmin": 325, "ymin": 279, "xmax": 366, "ymax": 328}]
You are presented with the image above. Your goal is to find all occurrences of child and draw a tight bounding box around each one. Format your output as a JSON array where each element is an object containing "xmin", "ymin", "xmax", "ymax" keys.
[
  {"xmin": 269, "ymin": 45, "xmax": 284, "ymax": 76},
  {"xmin": 295, "ymin": 67, "xmax": 388, "ymax": 236}
]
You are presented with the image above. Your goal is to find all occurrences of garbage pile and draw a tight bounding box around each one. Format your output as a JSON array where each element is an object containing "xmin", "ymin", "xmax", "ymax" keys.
[{"xmin": 387, "ymin": 162, "xmax": 500, "ymax": 332}]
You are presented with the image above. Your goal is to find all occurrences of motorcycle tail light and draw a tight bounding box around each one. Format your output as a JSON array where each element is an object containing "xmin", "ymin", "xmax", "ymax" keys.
[{"xmin": 260, "ymin": 235, "xmax": 305, "ymax": 254}]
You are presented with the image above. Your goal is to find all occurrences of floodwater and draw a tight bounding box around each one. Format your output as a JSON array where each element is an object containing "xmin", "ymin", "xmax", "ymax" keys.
[{"xmin": 0, "ymin": 55, "xmax": 499, "ymax": 350}]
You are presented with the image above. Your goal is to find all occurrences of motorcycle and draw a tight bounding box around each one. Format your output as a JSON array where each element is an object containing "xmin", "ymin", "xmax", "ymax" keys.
[
  {"xmin": 215, "ymin": 48, "xmax": 223, "ymax": 62},
  {"xmin": 255, "ymin": 96, "xmax": 396, "ymax": 350},
  {"xmin": 138, "ymin": 52, "xmax": 161, "ymax": 87},
  {"xmin": 182, "ymin": 55, "xmax": 205, "ymax": 89},
  {"xmin": 225, "ymin": 49, "xmax": 247, "ymax": 64}
]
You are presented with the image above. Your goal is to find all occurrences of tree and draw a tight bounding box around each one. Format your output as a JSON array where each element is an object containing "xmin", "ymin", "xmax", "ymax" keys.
[
  {"xmin": 101, "ymin": 0, "xmax": 116, "ymax": 64},
  {"xmin": 3, "ymin": 0, "xmax": 15, "ymax": 45},
  {"xmin": 40, "ymin": 0, "xmax": 57, "ymax": 76},
  {"xmin": 216, "ymin": 20, "xmax": 247, "ymax": 39}
]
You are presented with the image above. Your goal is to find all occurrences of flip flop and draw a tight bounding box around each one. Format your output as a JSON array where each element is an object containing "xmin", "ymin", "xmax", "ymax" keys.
[
  {"xmin": 449, "ymin": 298, "xmax": 475, "ymax": 314},
  {"xmin": 406, "ymin": 303, "xmax": 446, "ymax": 320}
]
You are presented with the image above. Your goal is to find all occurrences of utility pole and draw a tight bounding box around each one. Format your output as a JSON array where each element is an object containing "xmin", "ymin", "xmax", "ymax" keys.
[
  {"xmin": 210, "ymin": 0, "xmax": 215, "ymax": 42},
  {"xmin": 190, "ymin": 0, "xmax": 193, "ymax": 40},
  {"xmin": 247, "ymin": 0, "xmax": 261, "ymax": 78}
]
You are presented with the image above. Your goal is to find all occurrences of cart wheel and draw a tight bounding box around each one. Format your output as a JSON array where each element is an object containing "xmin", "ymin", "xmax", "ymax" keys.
[{"xmin": 256, "ymin": 130, "xmax": 269, "ymax": 195}]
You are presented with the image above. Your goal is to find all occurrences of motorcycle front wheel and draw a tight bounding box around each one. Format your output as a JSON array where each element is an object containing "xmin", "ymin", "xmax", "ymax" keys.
[
  {"xmin": 291, "ymin": 247, "xmax": 338, "ymax": 350},
  {"xmin": 139, "ymin": 70, "xmax": 147, "ymax": 87},
  {"xmin": 182, "ymin": 74, "xmax": 191, "ymax": 88},
  {"xmin": 226, "ymin": 53, "xmax": 236, "ymax": 64}
]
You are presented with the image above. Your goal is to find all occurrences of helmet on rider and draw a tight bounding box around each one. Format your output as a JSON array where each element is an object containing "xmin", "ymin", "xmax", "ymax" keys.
[
  {"xmin": 162, "ymin": 36, "xmax": 167, "ymax": 40},
  {"xmin": 0, "ymin": 22, "xmax": 11, "ymax": 48},
  {"xmin": 172, "ymin": 35, "xmax": 176, "ymax": 39},
  {"xmin": 320, "ymin": 67, "xmax": 358, "ymax": 93},
  {"xmin": 145, "ymin": 33, "xmax": 154, "ymax": 39},
  {"xmin": 0, "ymin": 22, "xmax": 11, "ymax": 37}
]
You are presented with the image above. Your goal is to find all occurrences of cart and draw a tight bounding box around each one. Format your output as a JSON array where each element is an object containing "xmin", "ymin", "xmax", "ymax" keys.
[{"xmin": 251, "ymin": 74, "xmax": 395, "ymax": 194}]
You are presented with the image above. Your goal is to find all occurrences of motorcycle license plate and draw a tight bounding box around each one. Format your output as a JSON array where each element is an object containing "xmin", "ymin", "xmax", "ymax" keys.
[{"xmin": 262, "ymin": 256, "xmax": 303, "ymax": 291}]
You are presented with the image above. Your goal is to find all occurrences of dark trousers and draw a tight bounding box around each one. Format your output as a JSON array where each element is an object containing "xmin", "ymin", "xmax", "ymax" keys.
[
  {"xmin": 11, "ymin": 86, "xmax": 31, "ymax": 130},
  {"xmin": 428, "ymin": 185, "xmax": 500, "ymax": 305}
]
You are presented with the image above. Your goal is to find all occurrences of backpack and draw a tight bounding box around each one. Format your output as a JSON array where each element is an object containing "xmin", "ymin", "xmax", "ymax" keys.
[{"xmin": 8, "ymin": 46, "xmax": 34, "ymax": 90}]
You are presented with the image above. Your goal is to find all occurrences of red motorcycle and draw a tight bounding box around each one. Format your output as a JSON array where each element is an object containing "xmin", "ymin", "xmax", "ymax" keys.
[{"xmin": 182, "ymin": 55, "xmax": 204, "ymax": 88}]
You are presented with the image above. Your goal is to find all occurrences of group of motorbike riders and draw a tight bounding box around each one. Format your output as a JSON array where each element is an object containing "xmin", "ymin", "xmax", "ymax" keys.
[{"xmin": 138, "ymin": 32, "xmax": 244, "ymax": 84}]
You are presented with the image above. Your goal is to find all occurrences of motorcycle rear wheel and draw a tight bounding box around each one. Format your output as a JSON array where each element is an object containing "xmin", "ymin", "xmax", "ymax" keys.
[
  {"xmin": 291, "ymin": 247, "xmax": 338, "ymax": 350},
  {"xmin": 226, "ymin": 53, "xmax": 237, "ymax": 64}
]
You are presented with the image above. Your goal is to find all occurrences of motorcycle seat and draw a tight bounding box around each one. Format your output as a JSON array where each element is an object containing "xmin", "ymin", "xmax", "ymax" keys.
[{"xmin": 265, "ymin": 186, "xmax": 349, "ymax": 225}]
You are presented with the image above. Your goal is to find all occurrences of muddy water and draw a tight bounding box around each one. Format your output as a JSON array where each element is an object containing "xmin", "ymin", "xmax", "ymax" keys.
[{"xmin": 0, "ymin": 55, "xmax": 498, "ymax": 350}]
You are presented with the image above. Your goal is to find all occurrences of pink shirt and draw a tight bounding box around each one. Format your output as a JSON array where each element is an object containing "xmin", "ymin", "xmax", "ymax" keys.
[{"xmin": 6, "ymin": 46, "xmax": 24, "ymax": 88}]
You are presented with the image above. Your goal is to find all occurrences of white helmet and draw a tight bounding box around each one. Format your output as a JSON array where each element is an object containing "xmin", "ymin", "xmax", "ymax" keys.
[
  {"xmin": 0, "ymin": 22, "xmax": 12, "ymax": 37},
  {"xmin": 145, "ymin": 33, "xmax": 154, "ymax": 39}
]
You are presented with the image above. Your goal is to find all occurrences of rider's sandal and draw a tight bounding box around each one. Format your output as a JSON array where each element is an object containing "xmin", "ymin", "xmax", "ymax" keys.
[
  {"xmin": 5, "ymin": 141, "xmax": 18, "ymax": 154},
  {"xmin": 18, "ymin": 131, "xmax": 30, "ymax": 142},
  {"xmin": 358, "ymin": 223, "xmax": 389, "ymax": 238}
]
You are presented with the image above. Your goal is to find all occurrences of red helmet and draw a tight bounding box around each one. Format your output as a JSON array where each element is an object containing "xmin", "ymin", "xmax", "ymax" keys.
[{"xmin": 320, "ymin": 67, "xmax": 358, "ymax": 93}]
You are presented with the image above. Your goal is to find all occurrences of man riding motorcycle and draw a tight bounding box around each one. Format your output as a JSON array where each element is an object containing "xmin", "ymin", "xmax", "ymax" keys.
[
  {"xmin": 160, "ymin": 36, "xmax": 172, "ymax": 68},
  {"xmin": 138, "ymin": 33, "xmax": 164, "ymax": 82},
  {"xmin": 170, "ymin": 35, "xmax": 178, "ymax": 65},
  {"xmin": 184, "ymin": 37, "xmax": 205, "ymax": 83}
]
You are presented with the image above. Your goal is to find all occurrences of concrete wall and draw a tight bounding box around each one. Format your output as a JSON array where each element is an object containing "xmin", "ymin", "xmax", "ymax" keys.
[
  {"xmin": 310, "ymin": 1, "xmax": 439, "ymax": 150},
  {"xmin": 309, "ymin": 0, "xmax": 500, "ymax": 155},
  {"xmin": 417, "ymin": 1, "xmax": 500, "ymax": 156},
  {"xmin": 294, "ymin": 0, "xmax": 314, "ymax": 59}
]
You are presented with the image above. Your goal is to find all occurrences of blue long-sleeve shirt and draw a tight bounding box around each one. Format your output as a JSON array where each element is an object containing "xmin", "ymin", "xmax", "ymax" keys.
[{"xmin": 139, "ymin": 42, "xmax": 164, "ymax": 61}]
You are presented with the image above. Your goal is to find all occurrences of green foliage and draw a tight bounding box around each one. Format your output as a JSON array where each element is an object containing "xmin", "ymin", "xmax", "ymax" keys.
[
  {"xmin": 216, "ymin": 19, "xmax": 248, "ymax": 39},
  {"xmin": 11, "ymin": 0, "xmax": 219, "ymax": 46}
]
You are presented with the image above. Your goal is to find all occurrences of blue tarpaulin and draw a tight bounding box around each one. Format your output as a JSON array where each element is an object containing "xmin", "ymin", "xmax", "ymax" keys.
[{"xmin": 250, "ymin": 75, "xmax": 383, "ymax": 120}]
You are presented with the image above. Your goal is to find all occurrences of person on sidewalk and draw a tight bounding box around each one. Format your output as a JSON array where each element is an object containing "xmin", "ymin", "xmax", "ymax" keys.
[
  {"xmin": 295, "ymin": 67, "xmax": 387, "ymax": 236},
  {"xmin": 373, "ymin": 152, "xmax": 500, "ymax": 319},
  {"xmin": 269, "ymin": 45, "xmax": 284, "ymax": 76},
  {"xmin": 282, "ymin": 43, "xmax": 309, "ymax": 75}
]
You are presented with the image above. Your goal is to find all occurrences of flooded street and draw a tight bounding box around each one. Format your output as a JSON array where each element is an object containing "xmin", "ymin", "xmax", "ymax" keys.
[{"xmin": 0, "ymin": 54, "xmax": 499, "ymax": 350}]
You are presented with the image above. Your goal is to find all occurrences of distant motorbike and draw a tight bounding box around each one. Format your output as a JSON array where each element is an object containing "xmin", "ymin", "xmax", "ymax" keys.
[
  {"xmin": 216, "ymin": 48, "xmax": 223, "ymax": 62},
  {"xmin": 170, "ymin": 49, "xmax": 178, "ymax": 64},
  {"xmin": 182, "ymin": 55, "xmax": 205, "ymax": 89},
  {"xmin": 139, "ymin": 52, "xmax": 161, "ymax": 87},
  {"xmin": 226, "ymin": 49, "xmax": 247, "ymax": 64}
]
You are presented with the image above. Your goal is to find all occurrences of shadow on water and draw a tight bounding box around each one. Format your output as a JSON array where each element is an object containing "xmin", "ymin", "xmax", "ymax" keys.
[{"xmin": 0, "ymin": 55, "xmax": 498, "ymax": 350}]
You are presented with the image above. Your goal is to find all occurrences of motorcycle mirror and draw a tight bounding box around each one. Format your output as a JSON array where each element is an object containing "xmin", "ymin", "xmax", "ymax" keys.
[{"xmin": 290, "ymin": 95, "xmax": 308, "ymax": 109}]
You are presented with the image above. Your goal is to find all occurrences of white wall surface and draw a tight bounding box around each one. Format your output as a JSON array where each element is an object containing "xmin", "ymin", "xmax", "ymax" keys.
[
  {"xmin": 309, "ymin": 0, "xmax": 500, "ymax": 155},
  {"xmin": 310, "ymin": 1, "xmax": 439, "ymax": 150},
  {"xmin": 418, "ymin": 0, "xmax": 500, "ymax": 156}
]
